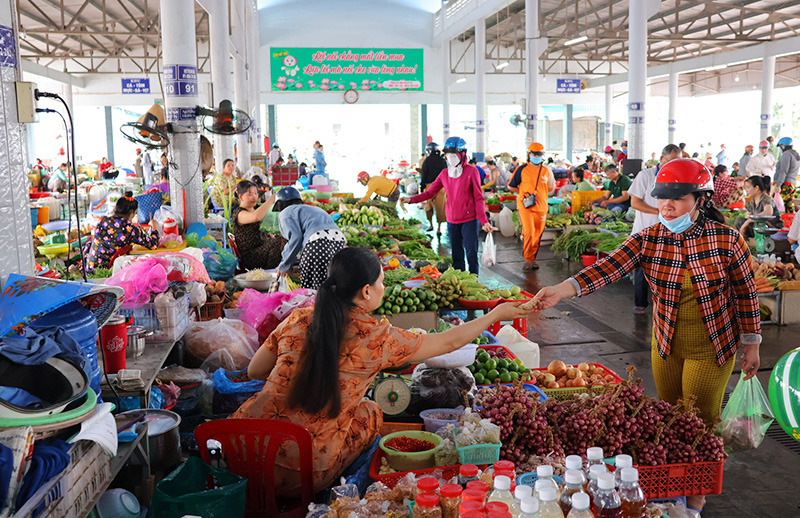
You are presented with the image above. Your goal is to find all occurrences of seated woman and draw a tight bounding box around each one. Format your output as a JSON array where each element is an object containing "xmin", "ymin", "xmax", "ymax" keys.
[
  {"xmin": 734, "ymin": 175, "xmax": 782, "ymax": 238},
  {"xmin": 86, "ymin": 192, "xmax": 159, "ymax": 271},
  {"xmin": 710, "ymin": 165, "xmax": 742, "ymax": 209},
  {"xmin": 231, "ymin": 180, "xmax": 285, "ymax": 270},
  {"xmin": 231, "ymin": 247, "xmax": 530, "ymax": 493},
  {"xmin": 154, "ymin": 169, "xmax": 170, "ymax": 194}
]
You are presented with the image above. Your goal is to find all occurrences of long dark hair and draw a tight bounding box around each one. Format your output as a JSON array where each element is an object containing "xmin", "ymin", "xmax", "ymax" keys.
[
  {"xmin": 746, "ymin": 175, "xmax": 769, "ymax": 193},
  {"xmin": 114, "ymin": 191, "xmax": 138, "ymax": 218},
  {"xmin": 287, "ymin": 248, "xmax": 382, "ymax": 417}
]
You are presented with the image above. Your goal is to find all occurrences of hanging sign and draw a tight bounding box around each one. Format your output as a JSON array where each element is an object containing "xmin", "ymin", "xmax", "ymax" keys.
[
  {"xmin": 121, "ymin": 78, "xmax": 150, "ymax": 94},
  {"xmin": 270, "ymin": 47, "xmax": 424, "ymax": 92},
  {"xmin": 556, "ymin": 79, "xmax": 581, "ymax": 94},
  {"xmin": 164, "ymin": 65, "xmax": 198, "ymax": 97}
]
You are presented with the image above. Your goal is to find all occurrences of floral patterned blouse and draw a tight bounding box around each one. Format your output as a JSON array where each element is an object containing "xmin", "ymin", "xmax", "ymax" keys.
[
  {"xmin": 210, "ymin": 172, "xmax": 238, "ymax": 210},
  {"xmin": 86, "ymin": 216, "xmax": 159, "ymax": 271},
  {"xmin": 231, "ymin": 306, "xmax": 422, "ymax": 490}
]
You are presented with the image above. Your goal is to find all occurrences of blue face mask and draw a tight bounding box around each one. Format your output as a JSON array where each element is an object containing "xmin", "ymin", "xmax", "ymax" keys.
[
  {"xmin": 530, "ymin": 155, "xmax": 543, "ymax": 165},
  {"xmin": 659, "ymin": 202, "xmax": 698, "ymax": 234}
]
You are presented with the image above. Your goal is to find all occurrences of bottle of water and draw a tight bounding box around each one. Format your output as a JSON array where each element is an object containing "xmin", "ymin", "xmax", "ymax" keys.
[
  {"xmin": 536, "ymin": 465, "xmax": 560, "ymax": 498},
  {"xmin": 586, "ymin": 447, "xmax": 604, "ymax": 474},
  {"xmin": 591, "ymin": 474, "xmax": 622, "ymax": 518},
  {"xmin": 537, "ymin": 488, "xmax": 565, "ymax": 518},
  {"xmin": 566, "ymin": 492, "xmax": 594, "ymax": 518},
  {"xmin": 558, "ymin": 470, "xmax": 584, "ymax": 516},
  {"xmin": 613, "ymin": 455, "xmax": 633, "ymax": 488},
  {"xmin": 585, "ymin": 464, "xmax": 608, "ymax": 502},
  {"xmin": 534, "ymin": 479, "xmax": 552, "ymax": 504},
  {"xmin": 564, "ymin": 456, "xmax": 587, "ymax": 487},
  {"xmin": 618, "ymin": 468, "xmax": 646, "ymax": 518},
  {"xmin": 511, "ymin": 484, "xmax": 533, "ymax": 515},
  {"xmin": 488, "ymin": 475, "xmax": 516, "ymax": 509},
  {"xmin": 519, "ymin": 496, "xmax": 540, "ymax": 518}
]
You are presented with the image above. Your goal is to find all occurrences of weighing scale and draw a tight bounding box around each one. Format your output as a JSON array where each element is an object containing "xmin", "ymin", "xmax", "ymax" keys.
[
  {"xmin": 372, "ymin": 371, "xmax": 412, "ymax": 416},
  {"xmin": 751, "ymin": 215, "xmax": 783, "ymax": 253}
]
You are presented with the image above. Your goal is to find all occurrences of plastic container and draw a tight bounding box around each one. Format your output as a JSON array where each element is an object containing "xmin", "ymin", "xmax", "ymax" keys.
[
  {"xmin": 538, "ymin": 488, "xmax": 565, "ymax": 518},
  {"xmin": 99, "ymin": 314, "xmax": 128, "ymax": 374},
  {"xmin": 459, "ymin": 464, "xmax": 480, "ymax": 486},
  {"xmin": 536, "ymin": 465, "xmax": 560, "ymax": 499},
  {"xmin": 487, "ymin": 475, "xmax": 514, "ymax": 508},
  {"xmin": 613, "ymin": 455, "xmax": 633, "ymax": 487},
  {"xmin": 566, "ymin": 492, "xmax": 593, "ymax": 518},
  {"xmin": 512, "ymin": 484, "xmax": 533, "ymax": 515},
  {"xmin": 424, "ymin": 342, "xmax": 478, "ymax": 369},
  {"xmin": 414, "ymin": 493, "xmax": 441, "ymax": 517},
  {"xmin": 452, "ymin": 429, "xmax": 501, "ymax": 465},
  {"xmin": 559, "ymin": 470, "xmax": 584, "ymax": 516},
  {"xmin": 440, "ymin": 483, "xmax": 462, "ymax": 518},
  {"xmin": 618, "ymin": 468, "xmax": 646, "ymax": 518},
  {"xmin": 519, "ymin": 496, "xmax": 540, "ymax": 517},
  {"xmin": 586, "ymin": 464, "xmax": 607, "ymax": 499},
  {"xmin": 457, "ymin": 297, "xmax": 502, "ymax": 310},
  {"xmin": 378, "ymin": 431, "xmax": 442, "ymax": 472},
  {"xmin": 416, "ymin": 476, "xmax": 440, "ymax": 498},
  {"xmin": 591, "ymin": 474, "xmax": 622, "ymax": 517},
  {"xmin": 565, "ymin": 456, "xmax": 587, "ymax": 486},
  {"xmin": 459, "ymin": 500, "xmax": 484, "ymax": 514},
  {"xmin": 119, "ymin": 293, "xmax": 190, "ymax": 343},
  {"xmin": 462, "ymin": 488, "xmax": 487, "ymax": 505},
  {"xmin": 580, "ymin": 254, "xmax": 598, "ymax": 267},
  {"xmin": 477, "ymin": 344, "xmax": 517, "ymax": 360},
  {"xmin": 516, "ymin": 472, "xmax": 563, "ymax": 489},
  {"xmin": 571, "ymin": 190, "xmax": 605, "ymax": 211},
  {"xmin": 368, "ymin": 448, "xmax": 460, "ymax": 488},
  {"xmin": 466, "ymin": 480, "xmax": 490, "ymax": 494},
  {"xmin": 636, "ymin": 459, "xmax": 724, "ymax": 499},
  {"xmin": 419, "ymin": 408, "xmax": 464, "ymax": 433},
  {"xmin": 529, "ymin": 363, "xmax": 623, "ymax": 400}
]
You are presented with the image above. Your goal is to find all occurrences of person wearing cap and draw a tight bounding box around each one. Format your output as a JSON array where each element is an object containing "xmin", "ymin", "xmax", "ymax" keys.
[
  {"xmin": 400, "ymin": 136, "xmax": 494, "ymax": 274},
  {"xmin": 509, "ymin": 142, "xmax": 556, "ymax": 271},
  {"xmin": 738, "ymin": 145, "xmax": 754, "ymax": 176},
  {"xmin": 420, "ymin": 142, "xmax": 448, "ymax": 235},
  {"xmin": 273, "ymin": 186, "xmax": 345, "ymax": 289},
  {"xmin": 356, "ymin": 171, "xmax": 399, "ymax": 204},
  {"xmin": 746, "ymin": 140, "xmax": 777, "ymax": 179},
  {"xmin": 716, "ymin": 143, "xmax": 728, "ymax": 167},
  {"xmin": 534, "ymin": 160, "xmax": 761, "ymax": 515},
  {"xmin": 774, "ymin": 137, "xmax": 800, "ymax": 213}
]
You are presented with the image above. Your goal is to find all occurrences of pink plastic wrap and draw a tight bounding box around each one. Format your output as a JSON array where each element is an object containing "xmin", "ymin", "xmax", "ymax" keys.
[
  {"xmin": 152, "ymin": 251, "xmax": 212, "ymax": 284},
  {"xmin": 107, "ymin": 257, "xmax": 170, "ymax": 308},
  {"xmin": 237, "ymin": 288, "xmax": 316, "ymax": 341}
]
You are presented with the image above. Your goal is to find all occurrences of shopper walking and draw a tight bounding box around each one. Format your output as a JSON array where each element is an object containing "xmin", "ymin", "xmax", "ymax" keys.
[
  {"xmin": 313, "ymin": 141, "xmax": 327, "ymax": 177},
  {"xmin": 268, "ymin": 143, "xmax": 283, "ymax": 169},
  {"xmin": 509, "ymin": 142, "xmax": 556, "ymax": 271},
  {"xmin": 419, "ymin": 142, "xmax": 447, "ymax": 235},
  {"xmin": 716, "ymin": 143, "xmax": 728, "ymax": 167},
  {"xmin": 134, "ymin": 148, "xmax": 143, "ymax": 178},
  {"xmin": 534, "ymin": 159, "xmax": 761, "ymax": 517},
  {"xmin": 400, "ymin": 136, "xmax": 493, "ymax": 274},
  {"xmin": 746, "ymin": 140, "xmax": 777, "ymax": 179},
  {"xmin": 142, "ymin": 150, "xmax": 154, "ymax": 186},
  {"xmin": 774, "ymin": 137, "xmax": 800, "ymax": 213},
  {"xmin": 738, "ymin": 145, "xmax": 753, "ymax": 176}
]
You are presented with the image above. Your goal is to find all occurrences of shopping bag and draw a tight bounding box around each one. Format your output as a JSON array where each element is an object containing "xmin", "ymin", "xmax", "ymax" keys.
[
  {"xmin": 716, "ymin": 373, "xmax": 775, "ymax": 453},
  {"xmin": 150, "ymin": 457, "xmax": 247, "ymax": 518},
  {"xmin": 482, "ymin": 232, "xmax": 497, "ymax": 267},
  {"xmin": 774, "ymin": 192, "xmax": 786, "ymax": 213}
]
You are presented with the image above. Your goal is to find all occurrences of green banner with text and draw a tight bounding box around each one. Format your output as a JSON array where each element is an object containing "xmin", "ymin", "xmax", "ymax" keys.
[{"xmin": 270, "ymin": 47, "xmax": 424, "ymax": 92}]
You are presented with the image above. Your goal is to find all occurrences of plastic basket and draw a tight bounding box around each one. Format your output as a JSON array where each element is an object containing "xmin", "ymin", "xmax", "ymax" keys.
[
  {"xmin": 196, "ymin": 300, "xmax": 224, "ymax": 321},
  {"xmin": 368, "ymin": 448, "xmax": 462, "ymax": 488},
  {"xmin": 571, "ymin": 190, "xmax": 605, "ymax": 210},
  {"xmin": 529, "ymin": 363, "xmax": 622, "ymax": 400},
  {"xmin": 452, "ymin": 429, "xmax": 501, "ymax": 465},
  {"xmin": 379, "ymin": 421, "xmax": 423, "ymax": 437},
  {"xmin": 477, "ymin": 344, "xmax": 517, "ymax": 360},
  {"xmin": 134, "ymin": 191, "xmax": 163, "ymax": 224},
  {"xmin": 516, "ymin": 473, "xmax": 563, "ymax": 488},
  {"xmin": 487, "ymin": 317, "xmax": 528, "ymax": 338},
  {"xmin": 636, "ymin": 460, "xmax": 725, "ymax": 499},
  {"xmin": 119, "ymin": 293, "xmax": 190, "ymax": 342},
  {"xmin": 477, "ymin": 383, "xmax": 548, "ymax": 403},
  {"xmin": 272, "ymin": 166, "xmax": 300, "ymax": 186},
  {"xmin": 499, "ymin": 291, "xmax": 535, "ymax": 304},
  {"xmin": 457, "ymin": 297, "xmax": 501, "ymax": 310}
]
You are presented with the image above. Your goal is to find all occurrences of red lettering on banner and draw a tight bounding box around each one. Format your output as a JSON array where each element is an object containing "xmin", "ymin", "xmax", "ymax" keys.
[
  {"xmin": 342, "ymin": 65, "xmax": 355, "ymax": 73},
  {"xmin": 368, "ymin": 65, "xmax": 380, "ymax": 73},
  {"xmin": 355, "ymin": 65, "xmax": 367, "ymax": 73},
  {"xmin": 321, "ymin": 64, "xmax": 330, "ymax": 73},
  {"xmin": 396, "ymin": 65, "xmax": 417, "ymax": 74},
  {"xmin": 374, "ymin": 51, "xmax": 388, "ymax": 61},
  {"xmin": 360, "ymin": 51, "xmax": 375, "ymax": 60},
  {"xmin": 303, "ymin": 64, "xmax": 320, "ymax": 76},
  {"xmin": 311, "ymin": 51, "xmax": 326, "ymax": 62},
  {"xmin": 381, "ymin": 65, "xmax": 395, "ymax": 75},
  {"xmin": 339, "ymin": 51, "xmax": 358, "ymax": 61},
  {"xmin": 331, "ymin": 65, "xmax": 342, "ymax": 73},
  {"xmin": 388, "ymin": 54, "xmax": 404, "ymax": 61}
]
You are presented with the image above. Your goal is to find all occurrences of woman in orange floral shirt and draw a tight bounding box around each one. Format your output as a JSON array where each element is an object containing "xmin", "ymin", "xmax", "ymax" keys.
[{"xmin": 231, "ymin": 247, "xmax": 529, "ymax": 492}]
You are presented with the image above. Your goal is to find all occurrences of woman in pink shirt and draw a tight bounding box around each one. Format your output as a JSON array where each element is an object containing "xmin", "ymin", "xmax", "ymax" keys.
[{"xmin": 400, "ymin": 137, "xmax": 494, "ymax": 274}]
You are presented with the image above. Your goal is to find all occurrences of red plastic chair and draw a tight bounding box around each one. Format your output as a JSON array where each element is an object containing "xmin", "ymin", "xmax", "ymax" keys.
[
  {"xmin": 108, "ymin": 244, "xmax": 132, "ymax": 268},
  {"xmin": 194, "ymin": 419, "xmax": 314, "ymax": 518},
  {"xmin": 227, "ymin": 233, "xmax": 240, "ymax": 258}
]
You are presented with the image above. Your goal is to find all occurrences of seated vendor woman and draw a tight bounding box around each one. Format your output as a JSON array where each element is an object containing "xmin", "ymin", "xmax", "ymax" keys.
[
  {"xmin": 734, "ymin": 175, "xmax": 782, "ymax": 238},
  {"xmin": 86, "ymin": 192, "xmax": 159, "ymax": 271},
  {"xmin": 231, "ymin": 247, "xmax": 531, "ymax": 493},
  {"xmin": 231, "ymin": 180, "xmax": 285, "ymax": 270}
]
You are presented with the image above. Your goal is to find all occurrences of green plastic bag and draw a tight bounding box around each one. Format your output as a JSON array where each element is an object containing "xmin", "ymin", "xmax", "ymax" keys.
[
  {"xmin": 150, "ymin": 457, "xmax": 247, "ymax": 518},
  {"xmin": 716, "ymin": 373, "xmax": 775, "ymax": 454}
]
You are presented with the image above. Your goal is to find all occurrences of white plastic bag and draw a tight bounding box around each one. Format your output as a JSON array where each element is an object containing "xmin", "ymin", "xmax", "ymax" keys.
[
  {"xmin": 498, "ymin": 207, "xmax": 515, "ymax": 237},
  {"xmin": 495, "ymin": 324, "xmax": 540, "ymax": 368},
  {"xmin": 153, "ymin": 205, "xmax": 183, "ymax": 230},
  {"xmin": 482, "ymin": 232, "xmax": 497, "ymax": 267},
  {"xmin": 278, "ymin": 276, "xmax": 291, "ymax": 294}
]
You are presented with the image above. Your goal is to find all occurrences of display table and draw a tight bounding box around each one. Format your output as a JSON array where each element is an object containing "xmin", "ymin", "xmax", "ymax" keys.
[{"xmin": 101, "ymin": 339, "xmax": 180, "ymax": 408}]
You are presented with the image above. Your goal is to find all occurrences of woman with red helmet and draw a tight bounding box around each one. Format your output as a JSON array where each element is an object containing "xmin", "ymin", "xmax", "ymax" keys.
[{"xmin": 532, "ymin": 159, "xmax": 761, "ymax": 516}]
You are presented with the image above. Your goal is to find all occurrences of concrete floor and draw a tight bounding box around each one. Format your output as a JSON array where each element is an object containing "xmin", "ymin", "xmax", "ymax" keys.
[{"xmin": 420, "ymin": 218, "xmax": 800, "ymax": 517}]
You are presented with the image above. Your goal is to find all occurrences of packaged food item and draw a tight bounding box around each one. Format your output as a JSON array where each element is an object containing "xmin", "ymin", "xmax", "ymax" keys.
[
  {"xmin": 414, "ymin": 493, "xmax": 442, "ymax": 518},
  {"xmin": 439, "ymin": 483, "xmax": 461, "ymax": 518}
]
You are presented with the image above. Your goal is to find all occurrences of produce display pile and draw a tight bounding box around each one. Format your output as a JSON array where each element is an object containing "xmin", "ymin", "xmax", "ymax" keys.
[
  {"xmin": 584, "ymin": 208, "xmax": 622, "ymax": 224},
  {"xmin": 338, "ymin": 205, "xmax": 387, "ymax": 226},
  {"xmin": 421, "ymin": 268, "xmax": 485, "ymax": 309},
  {"xmin": 532, "ymin": 360, "xmax": 618, "ymax": 389},
  {"xmin": 754, "ymin": 259, "xmax": 800, "ymax": 291},
  {"xmin": 376, "ymin": 285, "xmax": 440, "ymax": 315},
  {"xmin": 468, "ymin": 349, "xmax": 533, "ymax": 384},
  {"xmin": 545, "ymin": 213, "xmax": 583, "ymax": 228},
  {"xmin": 476, "ymin": 368, "xmax": 726, "ymax": 466},
  {"xmin": 552, "ymin": 228, "xmax": 630, "ymax": 261}
]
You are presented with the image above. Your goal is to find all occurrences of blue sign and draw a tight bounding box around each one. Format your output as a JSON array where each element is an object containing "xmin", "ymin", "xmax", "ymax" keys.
[
  {"xmin": 556, "ymin": 78, "xmax": 581, "ymax": 94},
  {"xmin": 629, "ymin": 102, "xmax": 643, "ymax": 111},
  {"xmin": 164, "ymin": 64, "xmax": 198, "ymax": 98},
  {"xmin": 761, "ymin": 114, "xmax": 770, "ymax": 121},
  {"xmin": 0, "ymin": 25, "xmax": 17, "ymax": 68},
  {"xmin": 121, "ymin": 78, "xmax": 150, "ymax": 94}
]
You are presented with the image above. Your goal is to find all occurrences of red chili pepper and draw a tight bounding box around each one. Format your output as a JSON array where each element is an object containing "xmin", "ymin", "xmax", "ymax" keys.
[{"xmin": 386, "ymin": 436, "xmax": 435, "ymax": 453}]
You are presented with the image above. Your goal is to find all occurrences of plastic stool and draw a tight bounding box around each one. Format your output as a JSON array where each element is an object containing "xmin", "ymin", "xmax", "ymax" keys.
[{"xmin": 488, "ymin": 318, "xmax": 527, "ymax": 338}]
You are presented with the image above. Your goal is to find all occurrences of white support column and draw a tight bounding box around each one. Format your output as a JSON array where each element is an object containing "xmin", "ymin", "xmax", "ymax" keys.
[
  {"xmin": 761, "ymin": 55, "xmax": 776, "ymax": 140},
  {"xmin": 604, "ymin": 84, "xmax": 612, "ymax": 149},
  {"xmin": 668, "ymin": 71, "xmax": 678, "ymax": 144},
  {"xmin": 231, "ymin": 1, "xmax": 251, "ymax": 174},
  {"xmin": 0, "ymin": 0, "xmax": 34, "ymax": 285},
  {"xmin": 475, "ymin": 18, "xmax": 486, "ymax": 159},
  {"xmin": 248, "ymin": 7, "xmax": 262, "ymax": 154},
  {"xmin": 442, "ymin": 41, "xmax": 450, "ymax": 141},
  {"xmin": 161, "ymin": 0, "xmax": 203, "ymax": 226},
  {"xmin": 627, "ymin": 0, "xmax": 647, "ymax": 161},
  {"xmin": 207, "ymin": 0, "xmax": 235, "ymax": 175},
  {"xmin": 525, "ymin": 0, "xmax": 540, "ymax": 143}
]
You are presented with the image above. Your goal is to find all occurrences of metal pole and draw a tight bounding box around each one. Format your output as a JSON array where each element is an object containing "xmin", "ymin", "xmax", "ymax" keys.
[
  {"xmin": 761, "ymin": 55, "xmax": 776, "ymax": 140},
  {"xmin": 248, "ymin": 6, "xmax": 261, "ymax": 154},
  {"xmin": 668, "ymin": 71, "xmax": 678, "ymax": 144},
  {"xmin": 421, "ymin": 104, "xmax": 428, "ymax": 152},
  {"xmin": 442, "ymin": 41, "xmax": 450, "ymax": 140},
  {"xmin": 565, "ymin": 104, "xmax": 573, "ymax": 163},
  {"xmin": 627, "ymin": 0, "xmax": 647, "ymax": 160},
  {"xmin": 267, "ymin": 104, "xmax": 276, "ymax": 149},
  {"xmin": 475, "ymin": 18, "xmax": 486, "ymax": 160},
  {"xmin": 104, "ymin": 106, "xmax": 115, "ymax": 165},
  {"xmin": 160, "ymin": 0, "xmax": 203, "ymax": 226},
  {"xmin": 207, "ymin": 0, "xmax": 234, "ymax": 174},
  {"xmin": 604, "ymin": 84, "xmax": 612, "ymax": 149},
  {"xmin": 525, "ymin": 0, "xmax": 540, "ymax": 143},
  {"xmin": 231, "ymin": 0, "xmax": 251, "ymax": 175}
]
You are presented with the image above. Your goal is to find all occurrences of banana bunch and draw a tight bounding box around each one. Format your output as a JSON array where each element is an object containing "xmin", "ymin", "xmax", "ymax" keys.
[{"xmin": 422, "ymin": 268, "xmax": 481, "ymax": 308}]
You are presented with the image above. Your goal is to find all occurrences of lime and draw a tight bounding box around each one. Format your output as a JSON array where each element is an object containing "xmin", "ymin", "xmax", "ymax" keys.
[
  {"xmin": 509, "ymin": 371, "xmax": 520, "ymax": 381},
  {"xmin": 479, "ymin": 369, "xmax": 488, "ymax": 378},
  {"xmin": 498, "ymin": 358, "xmax": 510, "ymax": 370},
  {"xmin": 507, "ymin": 362, "xmax": 518, "ymax": 373},
  {"xmin": 499, "ymin": 367, "xmax": 508, "ymax": 375},
  {"xmin": 514, "ymin": 358, "xmax": 525, "ymax": 367},
  {"xmin": 487, "ymin": 369, "xmax": 500, "ymax": 381},
  {"xmin": 392, "ymin": 305, "xmax": 401, "ymax": 314},
  {"xmin": 499, "ymin": 372, "xmax": 512, "ymax": 383},
  {"xmin": 474, "ymin": 372, "xmax": 486, "ymax": 384},
  {"xmin": 478, "ymin": 352, "xmax": 490, "ymax": 362},
  {"xmin": 485, "ymin": 359, "xmax": 498, "ymax": 371},
  {"xmin": 467, "ymin": 364, "xmax": 476, "ymax": 373}
]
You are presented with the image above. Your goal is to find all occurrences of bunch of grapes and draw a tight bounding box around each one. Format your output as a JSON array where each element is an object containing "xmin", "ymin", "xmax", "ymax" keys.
[
  {"xmin": 557, "ymin": 405, "xmax": 606, "ymax": 455},
  {"xmin": 695, "ymin": 433, "xmax": 726, "ymax": 462},
  {"xmin": 631, "ymin": 441, "xmax": 669, "ymax": 466}
]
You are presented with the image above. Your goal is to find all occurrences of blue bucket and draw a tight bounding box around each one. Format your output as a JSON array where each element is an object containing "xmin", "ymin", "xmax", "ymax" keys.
[{"xmin": 30, "ymin": 207, "xmax": 38, "ymax": 229}]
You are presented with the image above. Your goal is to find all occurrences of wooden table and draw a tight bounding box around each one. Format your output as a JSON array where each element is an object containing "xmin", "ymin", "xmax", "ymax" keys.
[{"xmin": 101, "ymin": 339, "xmax": 180, "ymax": 408}]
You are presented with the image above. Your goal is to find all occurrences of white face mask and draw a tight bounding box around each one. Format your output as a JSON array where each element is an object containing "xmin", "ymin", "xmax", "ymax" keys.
[{"xmin": 446, "ymin": 154, "xmax": 463, "ymax": 178}]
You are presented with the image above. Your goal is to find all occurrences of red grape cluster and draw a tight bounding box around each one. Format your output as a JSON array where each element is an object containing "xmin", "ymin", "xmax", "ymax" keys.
[{"xmin": 477, "ymin": 384, "xmax": 549, "ymax": 463}]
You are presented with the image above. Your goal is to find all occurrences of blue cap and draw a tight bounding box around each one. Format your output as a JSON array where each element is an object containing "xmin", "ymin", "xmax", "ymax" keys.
[
  {"xmin": 276, "ymin": 186, "xmax": 301, "ymax": 201},
  {"xmin": 443, "ymin": 136, "xmax": 467, "ymax": 153},
  {"xmin": 778, "ymin": 137, "xmax": 793, "ymax": 147}
]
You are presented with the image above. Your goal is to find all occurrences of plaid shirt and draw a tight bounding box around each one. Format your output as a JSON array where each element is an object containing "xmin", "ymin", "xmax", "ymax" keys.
[{"xmin": 569, "ymin": 215, "xmax": 761, "ymax": 365}]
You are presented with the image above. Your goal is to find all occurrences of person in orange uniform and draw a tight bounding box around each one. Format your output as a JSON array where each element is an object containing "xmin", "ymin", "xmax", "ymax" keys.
[{"xmin": 509, "ymin": 142, "xmax": 555, "ymax": 271}]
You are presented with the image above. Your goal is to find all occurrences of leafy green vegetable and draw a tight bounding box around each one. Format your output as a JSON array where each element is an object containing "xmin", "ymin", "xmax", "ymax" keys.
[
  {"xmin": 599, "ymin": 221, "xmax": 632, "ymax": 233},
  {"xmin": 595, "ymin": 236, "xmax": 629, "ymax": 252},
  {"xmin": 383, "ymin": 267, "xmax": 418, "ymax": 287}
]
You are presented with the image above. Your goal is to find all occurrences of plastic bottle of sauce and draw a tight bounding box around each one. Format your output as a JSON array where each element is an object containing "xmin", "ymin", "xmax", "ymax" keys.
[
  {"xmin": 564, "ymin": 456, "xmax": 587, "ymax": 487},
  {"xmin": 537, "ymin": 488, "xmax": 565, "ymax": 518},
  {"xmin": 566, "ymin": 492, "xmax": 593, "ymax": 518},
  {"xmin": 413, "ymin": 493, "xmax": 442, "ymax": 518},
  {"xmin": 519, "ymin": 496, "xmax": 540, "ymax": 518},
  {"xmin": 459, "ymin": 464, "xmax": 480, "ymax": 486},
  {"xmin": 487, "ymin": 475, "xmax": 515, "ymax": 509},
  {"xmin": 439, "ymin": 483, "xmax": 462, "ymax": 518},
  {"xmin": 586, "ymin": 464, "xmax": 608, "ymax": 500},
  {"xmin": 558, "ymin": 470, "xmax": 584, "ymax": 516},
  {"xmin": 613, "ymin": 455, "xmax": 633, "ymax": 488},
  {"xmin": 591, "ymin": 474, "xmax": 622, "ymax": 518},
  {"xmin": 617, "ymin": 468, "xmax": 646, "ymax": 518},
  {"xmin": 511, "ymin": 484, "xmax": 533, "ymax": 515},
  {"xmin": 536, "ymin": 465, "xmax": 560, "ymax": 498}
]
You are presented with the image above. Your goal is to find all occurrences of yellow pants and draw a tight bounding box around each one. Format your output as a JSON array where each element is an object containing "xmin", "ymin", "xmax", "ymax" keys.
[
  {"xmin": 651, "ymin": 273, "xmax": 735, "ymax": 426},
  {"xmin": 518, "ymin": 208, "xmax": 548, "ymax": 262}
]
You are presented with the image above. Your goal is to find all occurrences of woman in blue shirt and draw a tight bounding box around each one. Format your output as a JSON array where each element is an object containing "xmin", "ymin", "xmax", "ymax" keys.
[{"xmin": 275, "ymin": 187, "xmax": 346, "ymax": 289}]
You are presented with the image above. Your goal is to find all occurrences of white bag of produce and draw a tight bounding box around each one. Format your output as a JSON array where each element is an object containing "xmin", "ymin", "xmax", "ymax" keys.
[
  {"xmin": 495, "ymin": 324, "xmax": 540, "ymax": 368},
  {"xmin": 498, "ymin": 207, "xmax": 515, "ymax": 237},
  {"xmin": 425, "ymin": 342, "xmax": 478, "ymax": 369},
  {"xmin": 482, "ymin": 232, "xmax": 497, "ymax": 267},
  {"xmin": 184, "ymin": 318, "xmax": 259, "ymax": 370}
]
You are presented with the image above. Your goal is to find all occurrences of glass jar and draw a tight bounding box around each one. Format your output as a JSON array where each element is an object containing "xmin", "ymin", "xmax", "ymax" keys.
[
  {"xmin": 459, "ymin": 500, "xmax": 484, "ymax": 515},
  {"xmin": 461, "ymin": 488, "xmax": 486, "ymax": 505},
  {"xmin": 466, "ymin": 480, "xmax": 490, "ymax": 494},
  {"xmin": 414, "ymin": 476, "xmax": 440, "ymax": 500},
  {"xmin": 414, "ymin": 493, "xmax": 442, "ymax": 518},
  {"xmin": 459, "ymin": 464, "xmax": 480, "ymax": 486}
]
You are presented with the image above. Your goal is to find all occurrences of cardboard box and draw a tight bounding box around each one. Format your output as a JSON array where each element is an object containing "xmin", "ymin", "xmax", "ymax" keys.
[
  {"xmin": 386, "ymin": 311, "xmax": 439, "ymax": 331},
  {"xmin": 780, "ymin": 290, "xmax": 800, "ymax": 325}
]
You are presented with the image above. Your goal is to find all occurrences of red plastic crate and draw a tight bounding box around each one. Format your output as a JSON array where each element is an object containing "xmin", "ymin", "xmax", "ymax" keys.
[
  {"xmin": 272, "ymin": 166, "xmax": 300, "ymax": 186},
  {"xmin": 477, "ymin": 344, "xmax": 517, "ymax": 360},
  {"xmin": 528, "ymin": 363, "xmax": 622, "ymax": 400},
  {"xmin": 636, "ymin": 460, "xmax": 724, "ymax": 499},
  {"xmin": 782, "ymin": 213, "xmax": 795, "ymax": 230},
  {"xmin": 488, "ymin": 318, "xmax": 528, "ymax": 338},
  {"xmin": 368, "ymin": 448, "xmax": 461, "ymax": 488}
]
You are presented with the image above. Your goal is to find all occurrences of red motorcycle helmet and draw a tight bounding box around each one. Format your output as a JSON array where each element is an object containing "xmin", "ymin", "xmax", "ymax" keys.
[
  {"xmin": 650, "ymin": 158, "xmax": 714, "ymax": 199},
  {"xmin": 357, "ymin": 171, "xmax": 370, "ymax": 183}
]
